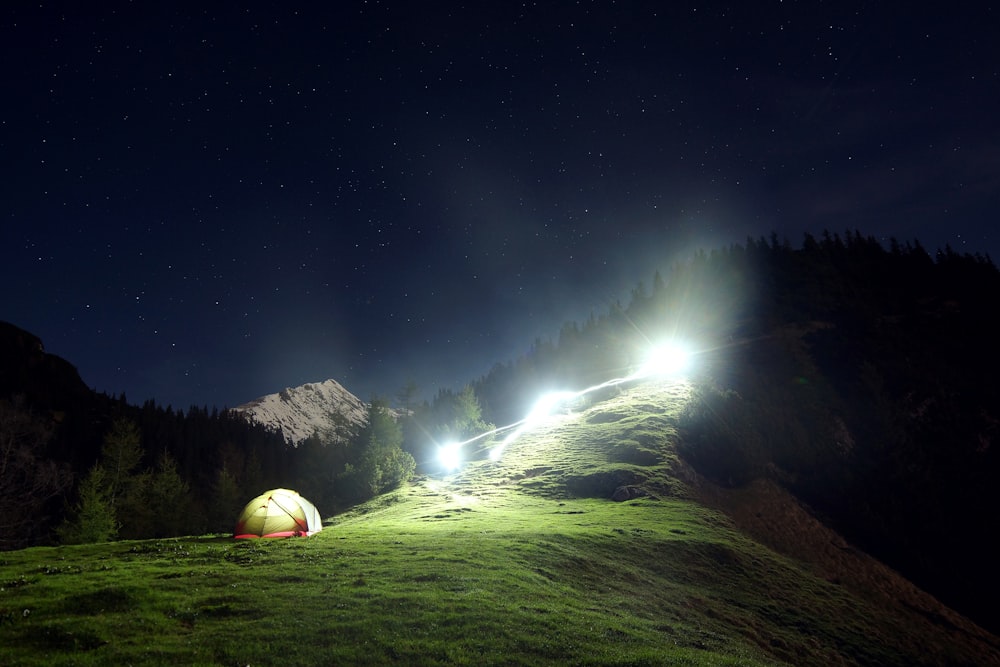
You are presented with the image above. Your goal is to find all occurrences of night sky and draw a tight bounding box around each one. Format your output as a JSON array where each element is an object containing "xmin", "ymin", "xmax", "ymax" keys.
[{"xmin": 3, "ymin": 3, "xmax": 998, "ymax": 410}]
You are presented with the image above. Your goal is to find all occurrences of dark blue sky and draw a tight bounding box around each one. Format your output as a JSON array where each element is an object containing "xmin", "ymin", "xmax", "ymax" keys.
[{"xmin": 3, "ymin": 2, "xmax": 997, "ymax": 409}]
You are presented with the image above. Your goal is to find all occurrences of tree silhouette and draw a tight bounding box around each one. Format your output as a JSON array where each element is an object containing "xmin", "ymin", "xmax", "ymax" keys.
[
  {"xmin": 57, "ymin": 464, "xmax": 117, "ymax": 544},
  {"xmin": 0, "ymin": 397, "xmax": 71, "ymax": 548}
]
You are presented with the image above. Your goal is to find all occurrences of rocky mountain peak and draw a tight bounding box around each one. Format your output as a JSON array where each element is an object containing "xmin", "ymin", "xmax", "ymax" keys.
[{"xmin": 231, "ymin": 378, "xmax": 368, "ymax": 445}]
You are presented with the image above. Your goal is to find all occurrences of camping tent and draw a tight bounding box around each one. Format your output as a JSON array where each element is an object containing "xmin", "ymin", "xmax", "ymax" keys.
[{"xmin": 234, "ymin": 488, "xmax": 323, "ymax": 538}]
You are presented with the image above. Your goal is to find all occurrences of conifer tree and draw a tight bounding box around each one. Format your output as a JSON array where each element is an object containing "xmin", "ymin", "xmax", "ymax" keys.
[
  {"xmin": 57, "ymin": 464, "xmax": 118, "ymax": 544},
  {"xmin": 396, "ymin": 380, "xmax": 419, "ymax": 412},
  {"xmin": 116, "ymin": 469, "xmax": 154, "ymax": 539},
  {"xmin": 344, "ymin": 398, "xmax": 415, "ymax": 501},
  {"xmin": 243, "ymin": 448, "xmax": 264, "ymax": 494},
  {"xmin": 100, "ymin": 418, "xmax": 144, "ymax": 508},
  {"xmin": 210, "ymin": 464, "xmax": 244, "ymax": 533},
  {"xmin": 450, "ymin": 385, "xmax": 493, "ymax": 440},
  {"xmin": 148, "ymin": 451, "xmax": 192, "ymax": 537}
]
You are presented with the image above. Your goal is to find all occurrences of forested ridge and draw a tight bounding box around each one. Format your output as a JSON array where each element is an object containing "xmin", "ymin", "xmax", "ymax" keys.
[
  {"xmin": 3, "ymin": 229, "xmax": 999, "ymax": 633},
  {"xmin": 473, "ymin": 229, "xmax": 1000, "ymax": 634}
]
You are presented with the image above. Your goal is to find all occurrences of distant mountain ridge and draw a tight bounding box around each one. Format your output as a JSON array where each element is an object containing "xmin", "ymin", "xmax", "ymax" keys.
[
  {"xmin": 231, "ymin": 378, "xmax": 369, "ymax": 445},
  {"xmin": 0, "ymin": 320, "xmax": 93, "ymax": 411}
]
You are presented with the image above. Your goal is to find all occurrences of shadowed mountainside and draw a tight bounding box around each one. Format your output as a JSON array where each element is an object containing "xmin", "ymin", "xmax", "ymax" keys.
[
  {"xmin": 1, "ymin": 378, "xmax": 998, "ymax": 665},
  {"xmin": 471, "ymin": 232, "xmax": 1000, "ymax": 634}
]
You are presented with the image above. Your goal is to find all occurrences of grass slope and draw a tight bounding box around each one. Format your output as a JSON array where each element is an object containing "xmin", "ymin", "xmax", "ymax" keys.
[{"xmin": 2, "ymin": 379, "xmax": 998, "ymax": 666}]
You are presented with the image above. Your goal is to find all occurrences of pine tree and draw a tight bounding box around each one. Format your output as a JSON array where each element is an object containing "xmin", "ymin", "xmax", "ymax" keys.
[
  {"xmin": 100, "ymin": 418, "xmax": 144, "ymax": 508},
  {"xmin": 148, "ymin": 451, "xmax": 192, "ymax": 537},
  {"xmin": 57, "ymin": 465, "xmax": 118, "ymax": 544},
  {"xmin": 345, "ymin": 398, "xmax": 415, "ymax": 501},
  {"xmin": 243, "ymin": 448, "xmax": 264, "ymax": 494},
  {"xmin": 450, "ymin": 385, "xmax": 493, "ymax": 440},
  {"xmin": 396, "ymin": 380, "xmax": 419, "ymax": 412},
  {"xmin": 210, "ymin": 464, "xmax": 244, "ymax": 533},
  {"xmin": 116, "ymin": 470, "xmax": 154, "ymax": 539}
]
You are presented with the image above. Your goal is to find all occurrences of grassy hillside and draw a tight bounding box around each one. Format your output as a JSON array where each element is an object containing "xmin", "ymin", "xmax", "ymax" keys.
[{"xmin": 2, "ymin": 379, "xmax": 997, "ymax": 666}]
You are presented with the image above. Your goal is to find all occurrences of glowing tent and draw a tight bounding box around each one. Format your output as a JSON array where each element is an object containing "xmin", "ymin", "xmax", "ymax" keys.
[{"xmin": 234, "ymin": 488, "xmax": 323, "ymax": 538}]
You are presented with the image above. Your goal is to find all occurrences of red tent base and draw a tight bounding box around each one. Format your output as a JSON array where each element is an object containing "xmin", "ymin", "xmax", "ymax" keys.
[{"xmin": 234, "ymin": 530, "xmax": 315, "ymax": 539}]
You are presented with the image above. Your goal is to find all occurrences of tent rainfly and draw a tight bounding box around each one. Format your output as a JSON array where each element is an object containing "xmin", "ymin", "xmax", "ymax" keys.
[{"xmin": 234, "ymin": 488, "xmax": 323, "ymax": 538}]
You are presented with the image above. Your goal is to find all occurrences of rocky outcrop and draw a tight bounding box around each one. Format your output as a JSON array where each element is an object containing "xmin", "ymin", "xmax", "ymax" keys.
[{"xmin": 231, "ymin": 378, "xmax": 369, "ymax": 445}]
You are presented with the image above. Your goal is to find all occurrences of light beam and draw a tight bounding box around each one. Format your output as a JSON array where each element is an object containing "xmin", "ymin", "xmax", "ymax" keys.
[{"xmin": 434, "ymin": 341, "xmax": 696, "ymax": 473}]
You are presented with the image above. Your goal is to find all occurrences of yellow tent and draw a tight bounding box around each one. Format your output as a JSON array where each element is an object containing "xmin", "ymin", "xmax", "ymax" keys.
[{"xmin": 234, "ymin": 488, "xmax": 322, "ymax": 538}]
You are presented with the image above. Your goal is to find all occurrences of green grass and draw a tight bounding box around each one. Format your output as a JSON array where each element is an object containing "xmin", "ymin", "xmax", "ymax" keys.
[{"xmin": 1, "ymin": 379, "xmax": 997, "ymax": 666}]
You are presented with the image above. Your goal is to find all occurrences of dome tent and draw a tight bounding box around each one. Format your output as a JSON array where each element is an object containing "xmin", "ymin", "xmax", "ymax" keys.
[{"xmin": 234, "ymin": 488, "xmax": 323, "ymax": 538}]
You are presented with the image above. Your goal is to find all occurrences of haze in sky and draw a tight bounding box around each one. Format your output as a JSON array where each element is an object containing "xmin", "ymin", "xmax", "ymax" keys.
[{"xmin": 3, "ymin": 3, "xmax": 996, "ymax": 408}]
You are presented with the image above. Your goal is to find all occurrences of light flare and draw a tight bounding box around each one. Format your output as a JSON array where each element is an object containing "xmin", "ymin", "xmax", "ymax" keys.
[
  {"xmin": 630, "ymin": 343, "xmax": 692, "ymax": 380},
  {"xmin": 437, "ymin": 441, "xmax": 463, "ymax": 472},
  {"xmin": 435, "ymin": 341, "xmax": 696, "ymax": 473}
]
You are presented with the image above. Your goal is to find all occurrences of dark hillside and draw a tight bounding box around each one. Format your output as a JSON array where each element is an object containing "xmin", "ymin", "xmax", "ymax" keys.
[
  {"xmin": 735, "ymin": 234, "xmax": 1000, "ymax": 635},
  {"xmin": 2, "ymin": 378, "xmax": 999, "ymax": 665},
  {"xmin": 0, "ymin": 321, "xmax": 292, "ymax": 546},
  {"xmin": 0, "ymin": 321, "xmax": 106, "ymax": 469},
  {"xmin": 0, "ymin": 321, "xmax": 91, "ymax": 407},
  {"xmin": 4, "ymin": 231, "xmax": 999, "ymax": 636},
  {"xmin": 473, "ymin": 231, "xmax": 1000, "ymax": 635}
]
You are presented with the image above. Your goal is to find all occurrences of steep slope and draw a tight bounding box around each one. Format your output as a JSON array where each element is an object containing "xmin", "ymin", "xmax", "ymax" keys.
[
  {"xmin": 0, "ymin": 320, "xmax": 109, "ymax": 471},
  {"xmin": 2, "ymin": 377, "xmax": 997, "ymax": 666},
  {"xmin": 0, "ymin": 320, "xmax": 95, "ymax": 412},
  {"xmin": 231, "ymin": 378, "xmax": 368, "ymax": 445},
  {"xmin": 443, "ymin": 377, "xmax": 1000, "ymax": 664}
]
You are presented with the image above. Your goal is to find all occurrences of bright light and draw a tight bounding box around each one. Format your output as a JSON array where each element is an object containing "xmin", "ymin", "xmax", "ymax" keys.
[
  {"xmin": 526, "ymin": 390, "xmax": 580, "ymax": 424},
  {"xmin": 437, "ymin": 441, "xmax": 463, "ymax": 472},
  {"xmin": 636, "ymin": 343, "xmax": 692, "ymax": 378},
  {"xmin": 432, "ymin": 340, "xmax": 695, "ymax": 472}
]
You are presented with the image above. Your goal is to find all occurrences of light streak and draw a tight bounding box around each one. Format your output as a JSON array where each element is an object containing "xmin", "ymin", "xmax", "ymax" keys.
[{"xmin": 435, "ymin": 342, "xmax": 694, "ymax": 473}]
